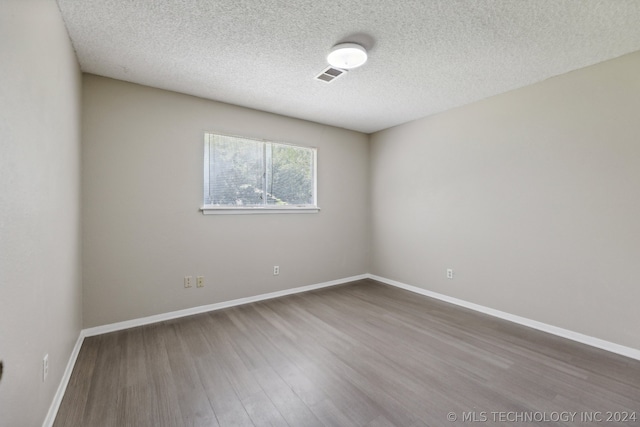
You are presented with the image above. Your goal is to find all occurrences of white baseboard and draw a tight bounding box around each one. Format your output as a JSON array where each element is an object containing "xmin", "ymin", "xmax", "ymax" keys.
[
  {"xmin": 367, "ymin": 274, "xmax": 640, "ymax": 361},
  {"xmin": 42, "ymin": 332, "xmax": 85, "ymax": 427},
  {"xmin": 83, "ymin": 274, "xmax": 368, "ymax": 337}
]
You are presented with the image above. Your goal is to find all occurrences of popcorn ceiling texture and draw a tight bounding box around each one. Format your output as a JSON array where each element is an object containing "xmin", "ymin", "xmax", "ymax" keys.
[{"xmin": 56, "ymin": 0, "xmax": 640, "ymax": 133}]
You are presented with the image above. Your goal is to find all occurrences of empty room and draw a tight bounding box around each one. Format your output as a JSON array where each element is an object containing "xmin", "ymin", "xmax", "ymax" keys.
[{"xmin": 2, "ymin": 0, "xmax": 640, "ymax": 426}]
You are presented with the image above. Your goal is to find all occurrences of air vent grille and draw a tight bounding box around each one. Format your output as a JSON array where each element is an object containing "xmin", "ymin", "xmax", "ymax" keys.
[
  {"xmin": 316, "ymin": 73, "xmax": 334, "ymax": 82},
  {"xmin": 315, "ymin": 66, "xmax": 347, "ymax": 83}
]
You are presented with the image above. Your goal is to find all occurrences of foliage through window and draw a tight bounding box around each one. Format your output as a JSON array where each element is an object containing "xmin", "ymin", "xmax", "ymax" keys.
[{"xmin": 203, "ymin": 133, "xmax": 317, "ymax": 211}]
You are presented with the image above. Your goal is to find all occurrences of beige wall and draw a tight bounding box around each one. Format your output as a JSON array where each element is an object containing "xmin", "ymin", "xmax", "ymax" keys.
[
  {"xmin": 81, "ymin": 75, "xmax": 370, "ymax": 328},
  {"xmin": 0, "ymin": 1, "xmax": 83, "ymax": 426},
  {"xmin": 370, "ymin": 51, "xmax": 640, "ymax": 350}
]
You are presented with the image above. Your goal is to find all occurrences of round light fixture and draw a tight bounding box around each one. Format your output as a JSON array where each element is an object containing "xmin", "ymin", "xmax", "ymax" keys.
[{"xmin": 327, "ymin": 43, "xmax": 368, "ymax": 69}]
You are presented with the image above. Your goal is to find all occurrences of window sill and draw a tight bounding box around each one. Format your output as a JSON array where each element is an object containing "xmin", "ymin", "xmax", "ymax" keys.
[{"xmin": 200, "ymin": 206, "xmax": 321, "ymax": 215}]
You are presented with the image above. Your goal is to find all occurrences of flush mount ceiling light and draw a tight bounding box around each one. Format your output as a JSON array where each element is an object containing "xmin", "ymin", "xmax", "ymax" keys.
[{"xmin": 327, "ymin": 43, "xmax": 368, "ymax": 69}]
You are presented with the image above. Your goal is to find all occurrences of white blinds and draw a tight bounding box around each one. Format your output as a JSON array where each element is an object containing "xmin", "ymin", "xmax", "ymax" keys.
[{"xmin": 204, "ymin": 133, "xmax": 316, "ymax": 207}]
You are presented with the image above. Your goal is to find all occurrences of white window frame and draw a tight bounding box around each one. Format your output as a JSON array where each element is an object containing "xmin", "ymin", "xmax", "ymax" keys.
[{"xmin": 201, "ymin": 132, "xmax": 320, "ymax": 215}]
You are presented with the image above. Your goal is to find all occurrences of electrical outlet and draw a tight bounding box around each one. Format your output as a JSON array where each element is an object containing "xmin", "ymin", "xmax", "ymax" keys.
[
  {"xmin": 196, "ymin": 276, "xmax": 204, "ymax": 288},
  {"xmin": 446, "ymin": 268, "xmax": 454, "ymax": 279},
  {"xmin": 43, "ymin": 354, "xmax": 49, "ymax": 382},
  {"xmin": 184, "ymin": 276, "xmax": 193, "ymax": 288},
  {"xmin": 273, "ymin": 266, "xmax": 280, "ymax": 276}
]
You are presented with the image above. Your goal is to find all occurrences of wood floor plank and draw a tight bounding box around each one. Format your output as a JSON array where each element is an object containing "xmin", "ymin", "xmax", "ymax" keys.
[
  {"xmin": 252, "ymin": 366, "xmax": 324, "ymax": 427},
  {"xmin": 115, "ymin": 384, "xmax": 153, "ymax": 427},
  {"xmin": 195, "ymin": 354, "xmax": 251, "ymax": 427},
  {"xmin": 54, "ymin": 280, "xmax": 640, "ymax": 427},
  {"xmin": 142, "ymin": 323, "xmax": 186, "ymax": 427},
  {"xmin": 366, "ymin": 415, "xmax": 397, "ymax": 427},
  {"xmin": 199, "ymin": 312, "xmax": 263, "ymax": 401},
  {"xmin": 160, "ymin": 323, "xmax": 218, "ymax": 426},
  {"xmin": 81, "ymin": 333, "xmax": 124, "ymax": 427},
  {"xmin": 241, "ymin": 390, "xmax": 290, "ymax": 427},
  {"xmin": 308, "ymin": 398, "xmax": 358, "ymax": 427},
  {"xmin": 52, "ymin": 337, "xmax": 99, "ymax": 427},
  {"xmin": 238, "ymin": 303, "xmax": 383, "ymax": 426}
]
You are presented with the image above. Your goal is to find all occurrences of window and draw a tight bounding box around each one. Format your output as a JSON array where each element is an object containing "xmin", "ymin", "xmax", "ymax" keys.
[{"xmin": 202, "ymin": 133, "xmax": 319, "ymax": 214}]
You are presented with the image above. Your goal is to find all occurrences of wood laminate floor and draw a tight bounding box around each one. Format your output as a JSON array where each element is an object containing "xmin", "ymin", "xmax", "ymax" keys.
[{"xmin": 54, "ymin": 279, "xmax": 640, "ymax": 426}]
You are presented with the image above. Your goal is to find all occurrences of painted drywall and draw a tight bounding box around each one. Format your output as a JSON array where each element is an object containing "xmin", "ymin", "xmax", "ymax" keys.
[
  {"xmin": 370, "ymin": 51, "xmax": 640, "ymax": 350},
  {"xmin": 0, "ymin": 1, "xmax": 82, "ymax": 426},
  {"xmin": 81, "ymin": 75, "xmax": 369, "ymax": 328}
]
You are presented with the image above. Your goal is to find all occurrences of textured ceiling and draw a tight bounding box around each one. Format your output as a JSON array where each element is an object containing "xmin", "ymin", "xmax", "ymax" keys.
[{"xmin": 56, "ymin": 0, "xmax": 640, "ymax": 133}]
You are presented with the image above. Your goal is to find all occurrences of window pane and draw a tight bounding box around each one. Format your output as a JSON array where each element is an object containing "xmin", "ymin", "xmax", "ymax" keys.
[
  {"xmin": 208, "ymin": 135, "xmax": 264, "ymax": 206},
  {"xmin": 267, "ymin": 143, "xmax": 314, "ymax": 205},
  {"xmin": 204, "ymin": 133, "xmax": 316, "ymax": 209}
]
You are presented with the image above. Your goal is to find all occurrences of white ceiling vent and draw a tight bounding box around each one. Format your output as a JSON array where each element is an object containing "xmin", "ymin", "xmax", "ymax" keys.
[{"xmin": 315, "ymin": 66, "xmax": 347, "ymax": 83}]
